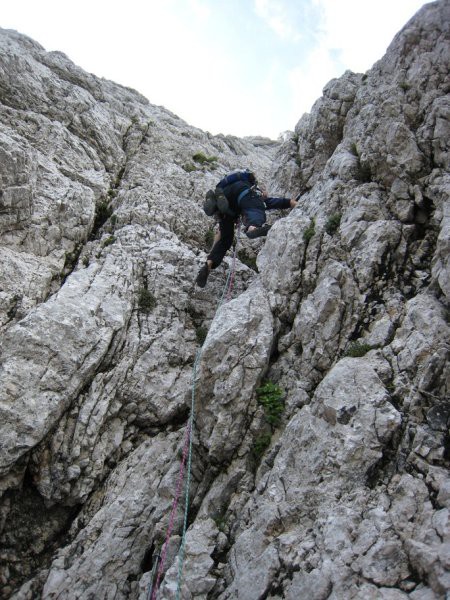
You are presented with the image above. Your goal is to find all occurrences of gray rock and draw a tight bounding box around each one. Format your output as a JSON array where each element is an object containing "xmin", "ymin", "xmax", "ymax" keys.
[{"xmin": 1, "ymin": 2, "xmax": 450, "ymax": 599}]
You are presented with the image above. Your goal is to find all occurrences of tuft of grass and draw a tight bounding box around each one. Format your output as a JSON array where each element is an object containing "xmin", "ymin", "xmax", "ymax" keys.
[
  {"xmin": 182, "ymin": 163, "xmax": 197, "ymax": 173},
  {"xmin": 303, "ymin": 218, "xmax": 315, "ymax": 243},
  {"xmin": 325, "ymin": 213, "xmax": 341, "ymax": 236},
  {"xmin": 192, "ymin": 152, "xmax": 217, "ymax": 165},
  {"xmin": 256, "ymin": 381, "xmax": 285, "ymax": 427},
  {"xmin": 204, "ymin": 228, "xmax": 215, "ymax": 249},
  {"xmin": 103, "ymin": 235, "xmax": 116, "ymax": 247},
  {"xmin": 138, "ymin": 288, "xmax": 156, "ymax": 313},
  {"xmin": 345, "ymin": 341, "xmax": 374, "ymax": 358}
]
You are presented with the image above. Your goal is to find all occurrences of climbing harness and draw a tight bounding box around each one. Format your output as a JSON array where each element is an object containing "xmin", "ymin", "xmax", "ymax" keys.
[{"xmin": 148, "ymin": 223, "xmax": 241, "ymax": 600}]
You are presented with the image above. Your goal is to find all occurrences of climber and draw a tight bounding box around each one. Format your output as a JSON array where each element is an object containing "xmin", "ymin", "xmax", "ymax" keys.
[{"xmin": 196, "ymin": 170, "xmax": 298, "ymax": 288}]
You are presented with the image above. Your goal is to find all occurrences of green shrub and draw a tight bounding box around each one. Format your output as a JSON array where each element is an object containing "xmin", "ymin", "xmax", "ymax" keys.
[
  {"xmin": 251, "ymin": 433, "xmax": 272, "ymax": 459},
  {"xmin": 238, "ymin": 249, "xmax": 258, "ymax": 271},
  {"xmin": 256, "ymin": 381, "xmax": 285, "ymax": 427},
  {"xmin": 213, "ymin": 515, "xmax": 228, "ymax": 532},
  {"xmin": 195, "ymin": 326, "xmax": 208, "ymax": 345},
  {"xmin": 303, "ymin": 218, "xmax": 315, "ymax": 243},
  {"xmin": 138, "ymin": 288, "xmax": 156, "ymax": 313},
  {"xmin": 325, "ymin": 213, "xmax": 341, "ymax": 236},
  {"xmin": 183, "ymin": 163, "xmax": 197, "ymax": 173},
  {"xmin": 345, "ymin": 341, "xmax": 374, "ymax": 357},
  {"xmin": 91, "ymin": 199, "xmax": 113, "ymax": 237}
]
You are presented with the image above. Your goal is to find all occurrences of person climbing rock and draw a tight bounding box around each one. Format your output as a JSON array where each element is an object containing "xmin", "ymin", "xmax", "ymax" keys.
[{"xmin": 196, "ymin": 170, "xmax": 298, "ymax": 288}]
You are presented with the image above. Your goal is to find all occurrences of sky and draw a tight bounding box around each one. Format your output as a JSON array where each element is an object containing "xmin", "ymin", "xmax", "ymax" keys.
[{"xmin": 2, "ymin": 0, "xmax": 428, "ymax": 139}]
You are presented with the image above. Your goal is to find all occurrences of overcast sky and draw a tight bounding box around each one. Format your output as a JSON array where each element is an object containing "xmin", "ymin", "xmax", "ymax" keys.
[{"xmin": 3, "ymin": 0, "xmax": 428, "ymax": 139}]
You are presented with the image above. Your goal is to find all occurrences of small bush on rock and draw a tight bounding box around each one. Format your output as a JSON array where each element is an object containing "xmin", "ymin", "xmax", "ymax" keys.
[
  {"xmin": 138, "ymin": 288, "xmax": 156, "ymax": 313},
  {"xmin": 303, "ymin": 218, "xmax": 315, "ymax": 243},
  {"xmin": 325, "ymin": 213, "xmax": 341, "ymax": 235},
  {"xmin": 256, "ymin": 381, "xmax": 284, "ymax": 427},
  {"xmin": 345, "ymin": 341, "xmax": 374, "ymax": 357}
]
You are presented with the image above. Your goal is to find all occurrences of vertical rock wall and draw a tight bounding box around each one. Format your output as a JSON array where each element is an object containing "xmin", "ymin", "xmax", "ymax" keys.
[{"xmin": 0, "ymin": 1, "xmax": 449, "ymax": 599}]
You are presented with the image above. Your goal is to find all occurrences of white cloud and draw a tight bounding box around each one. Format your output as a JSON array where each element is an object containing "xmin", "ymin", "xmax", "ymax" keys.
[
  {"xmin": 284, "ymin": 0, "xmax": 427, "ymax": 128},
  {"xmin": 188, "ymin": 0, "xmax": 211, "ymax": 22},
  {"xmin": 287, "ymin": 45, "xmax": 337, "ymax": 121},
  {"xmin": 312, "ymin": 0, "xmax": 427, "ymax": 72},
  {"xmin": 253, "ymin": 0, "xmax": 302, "ymax": 42},
  {"xmin": 2, "ymin": 0, "xmax": 429, "ymax": 139}
]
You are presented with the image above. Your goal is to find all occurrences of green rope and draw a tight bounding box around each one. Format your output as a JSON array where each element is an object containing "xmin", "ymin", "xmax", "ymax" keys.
[{"xmin": 174, "ymin": 225, "xmax": 241, "ymax": 598}]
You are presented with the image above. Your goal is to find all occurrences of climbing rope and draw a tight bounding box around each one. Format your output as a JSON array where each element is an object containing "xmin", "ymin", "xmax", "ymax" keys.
[
  {"xmin": 176, "ymin": 348, "xmax": 200, "ymax": 599},
  {"xmin": 149, "ymin": 222, "xmax": 241, "ymax": 599}
]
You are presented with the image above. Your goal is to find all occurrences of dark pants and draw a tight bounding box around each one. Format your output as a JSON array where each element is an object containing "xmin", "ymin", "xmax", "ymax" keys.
[{"xmin": 240, "ymin": 192, "xmax": 291, "ymax": 227}]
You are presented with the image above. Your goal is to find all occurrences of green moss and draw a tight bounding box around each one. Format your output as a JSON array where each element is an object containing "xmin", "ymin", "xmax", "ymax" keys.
[
  {"xmin": 182, "ymin": 163, "xmax": 197, "ymax": 173},
  {"xmin": 325, "ymin": 213, "xmax": 341, "ymax": 236}
]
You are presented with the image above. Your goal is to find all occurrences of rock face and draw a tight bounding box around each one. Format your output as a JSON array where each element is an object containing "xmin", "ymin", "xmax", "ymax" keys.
[{"xmin": 0, "ymin": 2, "xmax": 449, "ymax": 599}]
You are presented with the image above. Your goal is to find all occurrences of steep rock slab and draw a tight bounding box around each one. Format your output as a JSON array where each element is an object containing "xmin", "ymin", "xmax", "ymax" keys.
[
  {"xmin": 0, "ymin": 248, "xmax": 133, "ymax": 480},
  {"xmin": 220, "ymin": 357, "xmax": 403, "ymax": 598},
  {"xmin": 195, "ymin": 281, "xmax": 274, "ymax": 465}
]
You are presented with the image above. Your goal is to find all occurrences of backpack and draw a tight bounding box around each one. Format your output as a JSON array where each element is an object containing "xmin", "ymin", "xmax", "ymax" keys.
[
  {"xmin": 217, "ymin": 169, "xmax": 256, "ymax": 189},
  {"xmin": 203, "ymin": 188, "xmax": 236, "ymax": 217},
  {"xmin": 203, "ymin": 169, "xmax": 257, "ymax": 217}
]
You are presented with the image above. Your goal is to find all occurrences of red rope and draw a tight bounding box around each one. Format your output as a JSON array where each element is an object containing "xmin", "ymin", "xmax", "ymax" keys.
[{"xmin": 151, "ymin": 419, "xmax": 192, "ymax": 599}]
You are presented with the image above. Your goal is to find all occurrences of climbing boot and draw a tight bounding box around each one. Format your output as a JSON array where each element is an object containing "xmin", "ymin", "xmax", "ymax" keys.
[
  {"xmin": 246, "ymin": 224, "xmax": 271, "ymax": 239},
  {"xmin": 196, "ymin": 263, "xmax": 210, "ymax": 288}
]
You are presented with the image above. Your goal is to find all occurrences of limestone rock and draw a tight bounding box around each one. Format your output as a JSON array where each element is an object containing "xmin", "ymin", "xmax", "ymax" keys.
[{"xmin": 1, "ymin": 2, "xmax": 450, "ymax": 599}]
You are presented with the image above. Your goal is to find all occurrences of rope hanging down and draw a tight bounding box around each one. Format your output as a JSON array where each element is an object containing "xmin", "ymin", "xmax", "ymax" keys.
[{"xmin": 148, "ymin": 223, "xmax": 241, "ymax": 600}]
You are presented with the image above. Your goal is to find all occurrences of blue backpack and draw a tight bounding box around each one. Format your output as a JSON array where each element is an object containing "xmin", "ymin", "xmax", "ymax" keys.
[
  {"xmin": 203, "ymin": 170, "xmax": 257, "ymax": 217},
  {"xmin": 217, "ymin": 169, "xmax": 256, "ymax": 189}
]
